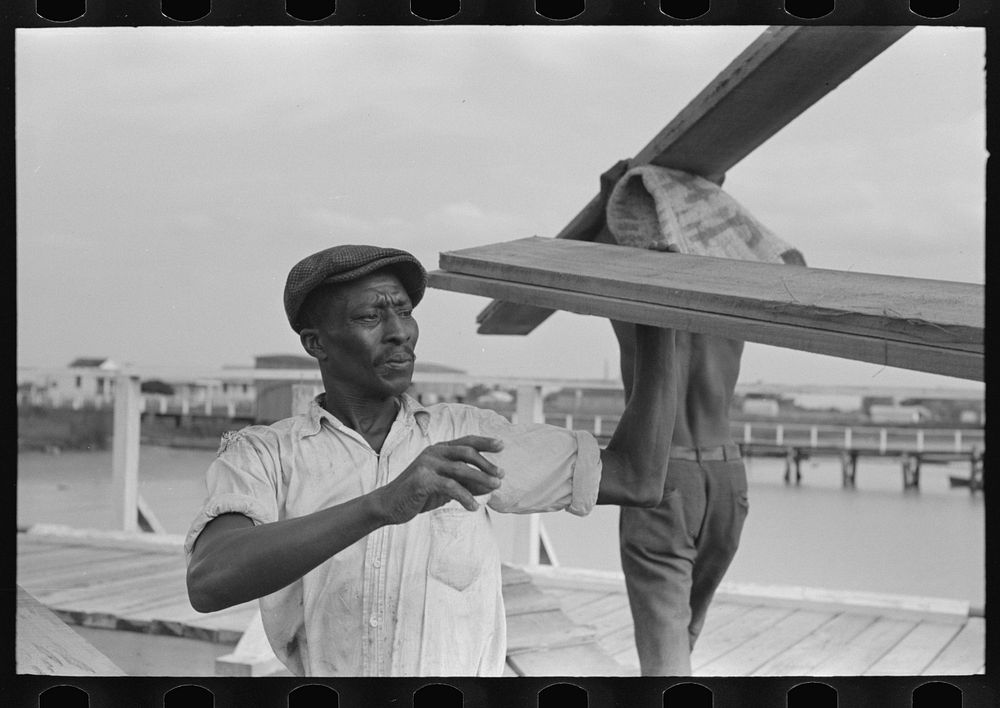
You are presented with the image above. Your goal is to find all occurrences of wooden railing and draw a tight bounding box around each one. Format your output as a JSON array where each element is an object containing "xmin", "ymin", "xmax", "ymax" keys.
[{"xmin": 100, "ymin": 371, "xmax": 982, "ymax": 560}]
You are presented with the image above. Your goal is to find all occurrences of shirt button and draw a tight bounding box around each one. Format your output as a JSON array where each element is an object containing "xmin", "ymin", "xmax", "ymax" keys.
[
  {"xmin": 369, "ymin": 615, "xmax": 379, "ymax": 628},
  {"xmin": 373, "ymin": 558, "xmax": 381, "ymax": 569}
]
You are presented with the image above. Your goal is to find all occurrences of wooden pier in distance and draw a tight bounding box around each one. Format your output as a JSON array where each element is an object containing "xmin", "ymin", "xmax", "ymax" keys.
[
  {"xmin": 551, "ymin": 413, "xmax": 985, "ymax": 493},
  {"xmin": 740, "ymin": 443, "xmax": 984, "ymax": 492}
]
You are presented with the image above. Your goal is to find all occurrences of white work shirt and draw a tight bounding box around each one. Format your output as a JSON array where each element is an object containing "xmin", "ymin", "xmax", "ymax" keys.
[{"xmin": 184, "ymin": 394, "xmax": 602, "ymax": 677}]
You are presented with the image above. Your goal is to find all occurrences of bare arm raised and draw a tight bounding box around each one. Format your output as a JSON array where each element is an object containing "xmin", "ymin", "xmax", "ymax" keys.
[
  {"xmin": 571, "ymin": 160, "xmax": 679, "ymax": 508},
  {"xmin": 186, "ymin": 435, "xmax": 504, "ymax": 613},
  {"xmin": 596, "ymin": 324, "xmax": 678, "ymax": 507}
]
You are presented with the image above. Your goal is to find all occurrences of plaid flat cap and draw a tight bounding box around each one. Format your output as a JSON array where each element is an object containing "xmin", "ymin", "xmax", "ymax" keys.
[{"xmin": 284, "ymin": 244, "xmax": 427, "ymax": 332}]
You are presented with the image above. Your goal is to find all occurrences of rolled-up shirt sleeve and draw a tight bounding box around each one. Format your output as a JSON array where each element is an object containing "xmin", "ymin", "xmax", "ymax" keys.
[
  {"xmin": 183, "ymin": 429, "xmax": 281, "ymax": 561},
  {"xmin": 474, "ymin": 410, "xmax": 602, "ymax": 517}
]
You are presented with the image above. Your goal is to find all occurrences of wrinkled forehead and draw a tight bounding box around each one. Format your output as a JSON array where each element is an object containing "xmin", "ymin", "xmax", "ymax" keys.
[{"xmin": 339, "ymin": 270, "xmax": 411, "ymax": 306}]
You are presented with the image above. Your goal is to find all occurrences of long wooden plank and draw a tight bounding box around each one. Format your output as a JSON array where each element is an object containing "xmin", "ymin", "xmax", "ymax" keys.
[
  {"xmin": 446, "ymin": 238, "xmax": 981, "ymax": 348},
  {"xmin": 476, "ymin": 26, "xmax": 913, "ymax": 334},
  {"xmin": 431, "ymin": 272, "xmax": 982, "ymax": 381},
  {"xmin": 16, "ymin": 586, "xmax": 126, "ymax": 676}
]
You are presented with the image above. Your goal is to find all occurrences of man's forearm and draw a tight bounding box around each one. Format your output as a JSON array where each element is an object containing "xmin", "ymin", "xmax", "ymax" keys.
[
  {"xmin": 187, "ymin": 491, "xmax": 389, "ymax": 612},
  {"xmin": 597, "ymin": 325, "xmax": 677, "ymax": 506}
]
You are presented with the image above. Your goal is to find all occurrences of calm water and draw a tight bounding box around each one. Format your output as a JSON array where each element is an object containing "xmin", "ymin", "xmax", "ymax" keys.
[{"xmin": 17, "ymin": 446, "xmax": 985, "ymax": 606}]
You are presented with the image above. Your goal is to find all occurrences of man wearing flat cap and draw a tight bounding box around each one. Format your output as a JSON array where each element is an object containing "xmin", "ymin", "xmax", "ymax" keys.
[{"xmin": 185, "ymin": 244, "xmax": 679, "ymax": 677}]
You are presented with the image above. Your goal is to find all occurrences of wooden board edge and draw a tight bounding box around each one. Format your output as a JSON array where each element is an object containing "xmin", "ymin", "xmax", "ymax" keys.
[{"xmin": 430, "ymin": 272, "xmax": 983, "ymax": 381}]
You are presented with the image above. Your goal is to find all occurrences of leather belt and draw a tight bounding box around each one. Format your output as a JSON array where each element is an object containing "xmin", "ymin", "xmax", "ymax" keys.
[{"xmin": 669, "ymin": 443, "xmax": 742, "ymax": 462}]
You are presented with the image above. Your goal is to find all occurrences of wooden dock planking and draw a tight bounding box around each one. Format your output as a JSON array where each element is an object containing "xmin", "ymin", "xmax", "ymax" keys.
[
  {"xmin": 921, "ymin": 618, "xmax": 986, "ymax": 675},
  {"xmin": 697, "ymin": 609, "xmax": 832, "ymax": 676},
  {"xmin": 753, "ymin": 612, "xmax": 877, "ymax": 676},
  {"xmin": 582, "ymin": 604, "xmax": 635, "ymax": 639},
  {"xmin": 17, "ymin": 557, "xmax": 168, "ymax": 596},
  {"xmin": 691, "ymin": 605, "xmax": 793, "ymax": 670},
  {"xmin": 23, "ymin": 554, "xmax": 183, "ymax": 598},
  {"xmin": 29, "ymin": 564, "xmax": 185, "ymax": 608},
  {"xmin": 49, "ymin": 571, "xmax": 186, "ymax": 618},
  {"xmin": 508, "ymin": 641, "xmax": 630, "ymax": 676},
  {"xmin": 564, "ymin": 592, "xmax": 632, "ymax": 629},
  {"xmin": 697, "ymin": 600, "xmax": 762, "ymax": 636},
  {"xmin": 16, "ymin": 544, "xmax": 141, "ymax": 579},
  {"xmin": 502, "ymin": 579, "xmax": 564, "ymax": 616},
  {"xmin": 548, "ymin": 588, "xmax": 607, "ymax": 615},
  {"xmin": 16, "ymin": 532, "xmax": 983, "ymax": 676},
  {"xmin": 505, "ymin": 608, "xmax": 596, "ymax": 654},
  {"xmin": 600, "ymin": 620, "xmax": 640, "ymax": 658},
  {"xmin": 809, "ymin": 617, "xmax": 918, "ymax": 675},
  {"xmin": 865, "ymin": 621, "xmax": 963, "ymax": 676}
]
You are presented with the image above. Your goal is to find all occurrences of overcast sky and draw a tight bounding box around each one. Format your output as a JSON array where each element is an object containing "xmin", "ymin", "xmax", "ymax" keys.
[{"xmin": 16, "ymin": 26, "xmax": 985, "ymax": 389}]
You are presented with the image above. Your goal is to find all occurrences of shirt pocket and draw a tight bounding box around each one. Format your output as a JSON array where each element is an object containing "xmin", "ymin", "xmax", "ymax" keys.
[{"xmin": 427, "ymin": 504, "xmax": 485, "ymax": 592}]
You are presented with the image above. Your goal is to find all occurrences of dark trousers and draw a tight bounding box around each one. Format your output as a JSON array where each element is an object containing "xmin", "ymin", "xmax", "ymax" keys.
[{"xmin": 619, "ymin": 454, "xmax": 748, "ymax": 675}]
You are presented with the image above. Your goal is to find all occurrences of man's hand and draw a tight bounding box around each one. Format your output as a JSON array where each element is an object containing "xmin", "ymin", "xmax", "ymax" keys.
[{"xmin": 375, "ymin": 436, "xmax": 505, "ymax": 525}]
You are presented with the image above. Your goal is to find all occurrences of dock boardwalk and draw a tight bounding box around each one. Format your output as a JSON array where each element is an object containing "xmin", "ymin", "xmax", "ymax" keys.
[
  {"xmin": 16, "ymin": 526, "xmax": 984, "ymax": 677},
  {"xmin": 15, "ymin": 527, "xmax": 623, "ymax": 677},
  {"xmin": 526, "ymin": 566, "xmax": 984, "ymax": 677}
]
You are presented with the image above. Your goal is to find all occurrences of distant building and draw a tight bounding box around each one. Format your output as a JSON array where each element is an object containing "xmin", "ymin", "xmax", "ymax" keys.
[
  {"xmin": 37, "ymin": 357, "xmax": 121, "ymax": 405},
  {"xmin": 792, "ymin": 394, "xmax": 862, "ymax": 412},
  {"xmin": 474, "ymin": 389, "xmax": 515, "ymax": 406},
  {"xmin": 740, "ymin": 397, "xmax": 780, "ymax": 417},
  {"xmin": 253, "ymin": 354, "xmax": 467, "ymax": 423},
  {"xmin": 409, "ymin": 361, "xmax": 467, "ymax": 404},
  {"xmin": 253, "ymin": 354, "xmax": 319, "ymax": 423},
  {"xmin": 868, "ymin": 404, "xmax": 932, "ymax": 424}
]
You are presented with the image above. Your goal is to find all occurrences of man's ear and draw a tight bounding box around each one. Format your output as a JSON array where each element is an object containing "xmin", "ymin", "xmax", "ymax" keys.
[{"xmin": 300, "ymin": 328, "xmax": 325, "ymax": 361}]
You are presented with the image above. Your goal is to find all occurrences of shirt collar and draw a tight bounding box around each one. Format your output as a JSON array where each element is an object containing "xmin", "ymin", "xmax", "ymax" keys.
[{"xmin": 298, "ymin": 392, "xmax": 431, "ymax": 439}]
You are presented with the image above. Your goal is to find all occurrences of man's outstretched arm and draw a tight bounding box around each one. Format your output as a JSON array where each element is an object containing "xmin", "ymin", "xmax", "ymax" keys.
[
  {"xmin": 186, "ymin": 436, "xmax": 504, "ymax": 612},
  {"xmin": 596, "ymin": 324, "xmax": 677, "ymax": 507}
]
